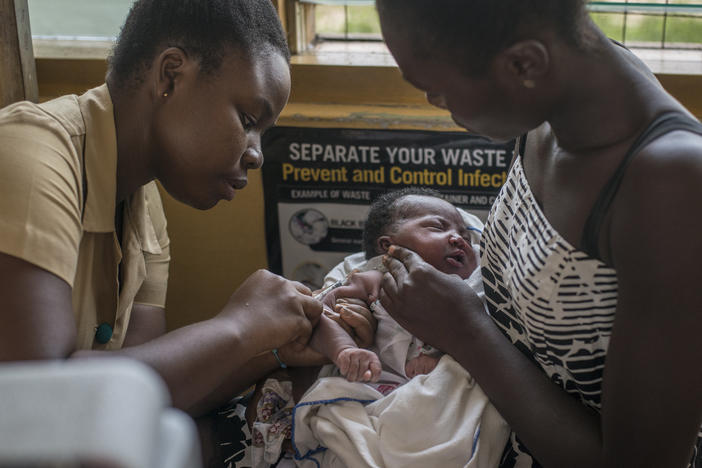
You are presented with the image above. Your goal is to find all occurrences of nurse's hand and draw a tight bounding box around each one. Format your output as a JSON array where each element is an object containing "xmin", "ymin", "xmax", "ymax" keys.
[
  {"xmin": 218, "ymin": 269, "xmax": 323, "ymax": 356},
  {"xmin": 277, "ymin": 340, "xmax": 329, "ymax": 368},
  {"xmin": 380, "ymin": 246, "xmax": 484, "ymax": 355}
]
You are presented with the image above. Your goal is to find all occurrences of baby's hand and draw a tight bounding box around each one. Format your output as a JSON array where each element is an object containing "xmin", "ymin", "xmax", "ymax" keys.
[
  {"xmin": 336, "ymin": 347, "xmax": 382, "ymax": 382},
  {"xmin": 405, "ymin": 354, "xmax": 440, "ymax": 379}
]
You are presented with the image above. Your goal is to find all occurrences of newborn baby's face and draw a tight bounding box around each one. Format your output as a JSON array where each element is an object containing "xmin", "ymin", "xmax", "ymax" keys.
[{"xmin": 389, "ymin": 196, "xmax": 477, "ymax": 279}]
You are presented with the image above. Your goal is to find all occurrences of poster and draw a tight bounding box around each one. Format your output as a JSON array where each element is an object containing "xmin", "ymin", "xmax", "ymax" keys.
[{"xmin": 262, "ymin": 127, "xmax": 513, "ymax": 288}]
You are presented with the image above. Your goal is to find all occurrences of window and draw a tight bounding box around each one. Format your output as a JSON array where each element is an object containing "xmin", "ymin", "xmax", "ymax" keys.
[
  {"xmin": 25, "ymin": 0, "xmax": 702, "ymax": 67},
  {"xmin": 590, "ymin": 1, "xmax": 702, "ymax": 48},
  {"xmin": 28, "ymin": 0, "xmax": 132, "ymax": 40},
  {"xmin": 305, "ymin": 0, "xmax": 702, "ymax": 50},
  {"xmin": 26, "ymin": 1, "xmax": 702, "ymax": 50},
  {"xmin": 313, "ymin": 2, "xmax": 381, "ymax": 41}
]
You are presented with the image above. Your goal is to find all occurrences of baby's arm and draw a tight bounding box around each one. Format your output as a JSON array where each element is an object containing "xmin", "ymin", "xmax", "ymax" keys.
[
  {"xmin": 310, "ymin": 314, "xmax": 381, "ymax": 381},
  {"xmin": 310, "ymin": 270, "xmax": 384, "ymax": 382},
  {"xmin": 321, "ymin": 269, "xmax": 384, "ymax": 309}
]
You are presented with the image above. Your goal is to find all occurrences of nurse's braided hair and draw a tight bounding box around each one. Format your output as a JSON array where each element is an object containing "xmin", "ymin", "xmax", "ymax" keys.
[
  {"xmin": 108, "ymin": 0, "xmax": 289, "ymax": 90},
  {"xmin": 362, "ymin": 187, "xmax": 443, "ymax": 260},
  {"xmin": 376, "ymin": 0, "xmax": 588, "ymax": 77}
]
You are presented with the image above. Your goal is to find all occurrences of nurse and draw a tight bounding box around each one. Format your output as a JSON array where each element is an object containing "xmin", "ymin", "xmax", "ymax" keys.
[{"xmin": 0, "ymin": 0, "xmax": 372, "ymax": 463}]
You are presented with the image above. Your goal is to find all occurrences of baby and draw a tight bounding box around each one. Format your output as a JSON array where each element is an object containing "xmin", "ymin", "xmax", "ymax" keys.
[
  {"xmin": 249, "ymin": 188, "xmax": 495, "ymax": 468},
  {"xmin": 310, "ymin": 187, "xmax": 479, "ymax": 384}
]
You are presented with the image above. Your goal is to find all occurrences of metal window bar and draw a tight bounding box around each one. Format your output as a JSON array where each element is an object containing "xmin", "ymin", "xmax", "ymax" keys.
[
  {"xmin": 301, "ymin": 0, "xmax": 373, "ymax": 4},
  {"xmin": 662, "ymin": 0, "xmax": 669, "ymax": 48},
  {"xmin": 590, "ymin": 1, "xmax": 702, "ymax": 49},
  {"xmin": 301, "ymin": 0, "xmax": 702, "ymax": 12},
  {"xmin": 588, "ymin": 2, "xmax": 702, "ymax": 14},
  {"xmin": 303, "ymin": 0, "xmax": 702, "ymax": 49}
]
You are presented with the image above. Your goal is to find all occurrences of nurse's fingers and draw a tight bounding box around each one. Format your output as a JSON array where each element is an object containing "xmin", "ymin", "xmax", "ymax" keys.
[
  {"xmin": 385, "ymin": 245, "xmax": 426, "ymax": 274},
  {"xmin": 292, "ymin": 281, "xmax": 313, "ymax": 296}
]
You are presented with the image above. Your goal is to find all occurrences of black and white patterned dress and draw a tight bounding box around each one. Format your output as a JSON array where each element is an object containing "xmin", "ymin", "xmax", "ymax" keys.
[{"xmin": 480, "ymin": 113, "xmax": 702, "ymax": 468}]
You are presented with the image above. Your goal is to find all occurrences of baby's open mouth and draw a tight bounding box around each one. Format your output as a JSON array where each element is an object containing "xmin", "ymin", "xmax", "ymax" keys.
[{"xmin": 446, "ymin": 251, "xmax": 466, "ymax": 267}]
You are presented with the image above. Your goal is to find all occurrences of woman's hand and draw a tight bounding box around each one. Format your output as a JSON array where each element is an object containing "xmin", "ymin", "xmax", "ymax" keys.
[
  {"xmin": 217, "ymin": 269, "xmax": 323, "ymax": 356},
  {"xmin": 274, "ymin": 299, "xmax": 378, "ymax": 368},
  {"xmin": 380, "ymin": 245, "xmax": 484, "ymax": 355},
  {"xmin": 276, "ymin": 340, "xmax": 329, "ymax": 368}
]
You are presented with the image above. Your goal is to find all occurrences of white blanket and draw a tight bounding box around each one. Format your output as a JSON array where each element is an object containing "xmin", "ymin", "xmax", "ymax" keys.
[{"xmin": 292, "ymin": 355, "xmax": 509, "ymax": 468}]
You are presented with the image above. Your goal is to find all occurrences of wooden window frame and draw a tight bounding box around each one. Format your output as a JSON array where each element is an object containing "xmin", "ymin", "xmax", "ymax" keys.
[{"xmin": 0, "ymin": 0, "xmax": 38, "ymax": 106}]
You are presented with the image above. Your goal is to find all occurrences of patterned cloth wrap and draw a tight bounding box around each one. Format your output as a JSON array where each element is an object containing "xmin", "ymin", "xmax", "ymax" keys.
[{"xmin": 251, "ymin": 379, "xmax": 296, "ymax": 466}]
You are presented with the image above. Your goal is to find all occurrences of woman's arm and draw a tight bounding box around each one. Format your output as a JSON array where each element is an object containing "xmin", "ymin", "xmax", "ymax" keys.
[
  {"xmin": 0, "ymin": 254, "xmax": 323, "ymax": 414},
  {"xmin": 599, "ymin": 134, "xmax": 702, "ymax": 467},
  {"xmin": 379, "ymin": 253, "xmax": 604, "ymax": 467},
  {"xmin": 187, "ymin": 350, "xmax": 310, "ymax": 417},
  {"xmin": 122, "ymin": 304, "xmax": 167, "ymax": 348},
  {"xmin": 82, "ymin": 269, "xmax": 323, "ymax": 411},
  {"xmin": 381, "ymin": 135, "xmax": 702, "ymax": 468}
]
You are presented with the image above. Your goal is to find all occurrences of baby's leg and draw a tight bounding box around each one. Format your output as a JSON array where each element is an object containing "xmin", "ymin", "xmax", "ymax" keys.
[{"xmin": 405, "ymin": 354, "xmax": 441, "ymax": 379}]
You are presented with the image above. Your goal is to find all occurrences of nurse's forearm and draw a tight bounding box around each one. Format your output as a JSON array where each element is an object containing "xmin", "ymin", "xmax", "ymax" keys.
[
  {"xmin": 72, "ymin": 315, "xmax": 265, "ymax": 413},
  {"xmin": 185, "ymin": 352, "xmax": 280, "ymax": 417}
]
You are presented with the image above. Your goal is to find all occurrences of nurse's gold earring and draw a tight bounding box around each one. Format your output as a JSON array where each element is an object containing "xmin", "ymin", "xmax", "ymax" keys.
[
  {"xmin": 163, "ymin": 92, "xmax": 169, "ymax": 97},
  {"xmin": 523, "ymin": 79, "xmax": 536, "ymax": 89}
]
